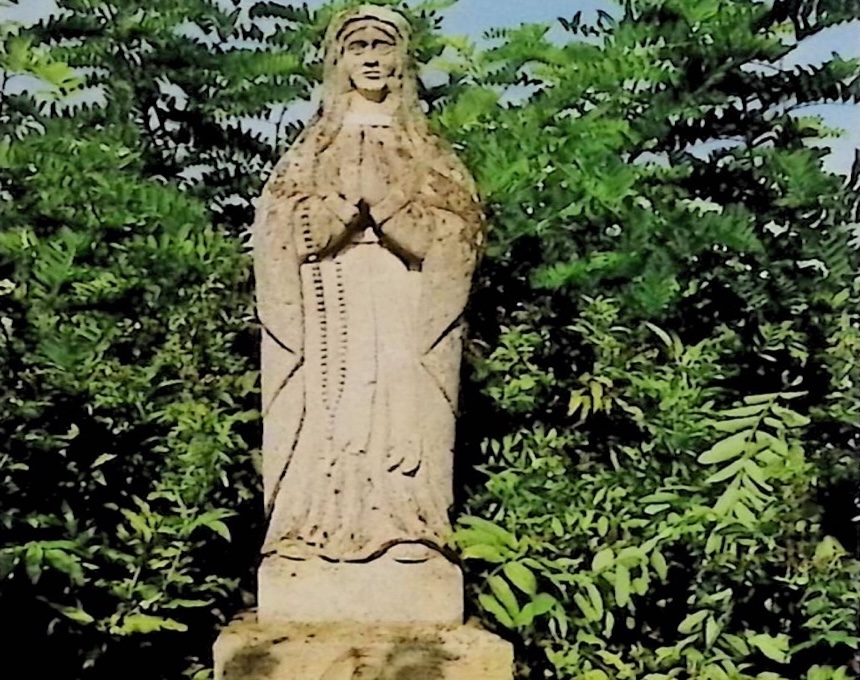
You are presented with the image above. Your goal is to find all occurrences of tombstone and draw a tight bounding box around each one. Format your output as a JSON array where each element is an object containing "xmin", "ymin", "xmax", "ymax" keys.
[{"xmin": 214, "ymin": 6, "xmax": 513, "ymax": 678}]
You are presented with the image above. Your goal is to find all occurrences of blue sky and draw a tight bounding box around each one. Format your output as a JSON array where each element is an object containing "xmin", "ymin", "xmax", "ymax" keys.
[{"xmin": 3, "ymin": 0, "xmax": 859, "ymax": 173}]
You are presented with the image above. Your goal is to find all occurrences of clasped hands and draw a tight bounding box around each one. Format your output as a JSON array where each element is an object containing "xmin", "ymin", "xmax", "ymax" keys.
[
  {"xmin": 325, "ymin": 170, "xmax": 418, "ymax": 236},
  {"xmin": 307, "ymin": 170, "xmax": 426, "ymax": 268}
]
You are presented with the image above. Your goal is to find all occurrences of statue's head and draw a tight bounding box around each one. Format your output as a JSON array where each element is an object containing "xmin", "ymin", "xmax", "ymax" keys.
[
  {"xmin": 273, "ymin": 4, "xmax": 478, "ymax": 208},
  {"xmin": 323, "ymin": 5, "xmax": 413, "ymax": 105}
]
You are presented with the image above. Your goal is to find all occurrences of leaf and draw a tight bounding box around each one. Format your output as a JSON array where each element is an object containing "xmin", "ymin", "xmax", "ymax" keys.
[
  {"xmin": 574, "ymin": 592, "xmax": 599, "ymax": 621},
  {"xmin": 603, "ymin": 610, "xmax": 615, "ymax": 637},
  {"xmin": 503, "ymin": 561, "xmax": 537, "ymax": 596},
  {"xmin": 596, "ymin": 515, "xmax": 609, "ymax": 535},
  {"xmin": 590, "ymin": 380, "xmax": 604, "ymax": 410},
  {"xmin": 479, "ymin": 593, "xmax": 515, "ymax": 628},
  {"xmin": 723, "ymin": 633, "xmax": 750, "ymax": 655},
  {"xmin": 204, "ymin": 519, "xmax": 231, "ymax": 541},
  {"xmin": 5, "ymin": 36, "xmax": 33, "ymax": 71},
  {"xmin": 733, "ymin": 502, "xmax": 757, "ymax": 528},
  {"xmin": 614, "ymin": 564, "xmax": 631, "ymax": 607},
  {"xmin": 639, "ymin": 491, "xmax": 678, "ymax": 503},
  {"xmin": 568, "ymin": 390, "xmax": 586, "ymax": 416},
  {"xmin": 743, "ymin": 460, "xmax": 772, "ymax": 489},
  {"xmin": 742, "ymin": 392, "xmax": 781, "ymax": 405},
  {"xmin": 92, "ymin": 453, "xmax": 117, "ymax": 467},
  {"xmin": 56, "ymin": 605, "xmax": 95, "ymax": 625},
  {"xmin": 119, "ymin": 614, "xmax": 188, "ymax": 634},
  {"xmin": 741, "ymin": 391, "xmax": 805, "ymax": 405},
  {"xmin": 632, "ymin": 573, "xmax": 649, "ymax": 596},
  {"xmin": 705, "ymin": 457, "xmax": 747, "ymax": 485},
  {"xmin": 582, "ymin": 672, "xmax": 610, "ymax": 680},
  {"xmin": 748, "ymin": 633, "xmax": 790, "ymax": 663},
  {"xmin": 44, "ymin": 549, "xmax": 84, "ymax": 584},
  {"xmin": 714, "ymin": 483, "xmax": 741, "ymax": 514},
  {"xmin": 718, "ymin": 404, "xmax": 768, "ymax": 418},
  {"xmin": 33, "ymin": 60, "xmax": 80, "ymax": 91},
  {"xmin": 516, "ymin": 592, "xmax": 557, "ymax": 627},
  {"xmin": 755, "ymin": 430, "xmax": 789, "ymax": 456},
  {"xmin": 460, "ymin": 544, "xmax": 509, "ymax": 563},
  {"xmin": 586, "ymin": 582, "xmax": 604, "ymax": 619},
  {"xmin": 616, "ymin": 546, "xmax": 644, "ymax": 566},
  {"xmin": 529, "ymin": 592, "xmax": 557, "ymax": 616},
  {"xmin": 698, "ymin": 431, "xmax": 750, "ymax": 465},
  {"xmin": 651, "ymin": 549, "xmax": 668, "ymax": 580},
  {"xmin": 596, "ymin": 649, "xmax": 632, "ymax": 671},
  {"xmin": 0, "ymin": 551, "xmax": 18, "ymax": 579},
  {"xmin": 25, "ymin": 543, "xmax": 43, "ymax": 584},
  {"xmin": 121, "ymin": 509, "xmax": 153, "ymax": 542},
  {"xmin": 592, "ymin": 548, "xmax": 614, "ymax": 572},
  {"xmin": 778, "ymin": 391, "xmax": 807, "ymax": 400},
  {"xmin": 645, "ymin": 321, "xmax": 673, "ymax": 348},
  {"xmin": 678, "ymin": 610, "xmax": 709, "ymax": 634},
  {"xmin": 488, "ymin": 574, "xmax": 520, "ymax": 618},
  {"xmin": 772, "ymin": 405, "xmax": 810, "ymax": 428},
  {"xmin": 457, "ymin": 516, "xmax": 518, "ymax": 548},
  {"xmin": 706, "ymin": 616, "xmax": 721, "ymax": 647},
  {"xmin": 452, "ymin": 528, "xmax": 501, "ymax": 548}
]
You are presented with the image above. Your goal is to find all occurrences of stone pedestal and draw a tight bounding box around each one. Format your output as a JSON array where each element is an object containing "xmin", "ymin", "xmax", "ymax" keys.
[
  {"xmin": 258, "ymin": 553, "xmax": 463, "ymax": 625},
  {"xmin": 214, "ymin": 614, "xmax": 513, "ymax": 680}
]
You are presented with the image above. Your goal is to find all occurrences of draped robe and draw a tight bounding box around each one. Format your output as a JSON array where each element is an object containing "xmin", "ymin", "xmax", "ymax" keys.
[{"xmin": 254, "ymin": 115, "xmax": 483, "ymax": 562}]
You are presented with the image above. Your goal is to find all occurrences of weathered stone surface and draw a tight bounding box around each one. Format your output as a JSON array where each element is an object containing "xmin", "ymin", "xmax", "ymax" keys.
[
  {"xmin": 219, "ymin": 6, "xmax": 513, "ymax": 678},
  {"xmin": 214, "ymin": 615, "xmax": 513, "ymax": 680},
  {"xmin": 258, "ymin": 553, "xmax": 462, "ymax": 625},
  {"xmin": 253, "ymin": 3, "xmax": 485, "ymax": 566}
]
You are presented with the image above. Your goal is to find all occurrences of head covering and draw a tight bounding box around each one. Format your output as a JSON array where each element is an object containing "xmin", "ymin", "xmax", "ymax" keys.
[
  {"xmin": 319, "ymin": 5, "xmax": 414, "ymax": 130},
  {"xmin": 263, "ymin": 4, "xmax": 480, "ymax": 223}
]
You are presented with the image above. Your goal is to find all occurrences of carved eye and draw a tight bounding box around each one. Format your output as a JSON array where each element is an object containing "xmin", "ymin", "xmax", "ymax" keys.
[{"xmin": 347, "ymin": 40, "xmax": 368, "ymax": 54}]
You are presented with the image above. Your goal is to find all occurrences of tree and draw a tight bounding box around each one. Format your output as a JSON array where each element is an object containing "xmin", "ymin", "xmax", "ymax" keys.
[
  {"xmin": 0, "ymin": 0, "xmax": 297, "ymax": 675},
  {"xmin": 440, "ymin": 1, "xmax": 860, "ymax": 678}
]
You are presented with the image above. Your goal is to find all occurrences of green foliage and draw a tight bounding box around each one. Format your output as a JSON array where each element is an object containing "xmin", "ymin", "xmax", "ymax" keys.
[
  {"xmin": 456, "ymin": 303, "xmax": 859, "ymax": 678},
  {"xmin": 445, "ymin": 1, "xmax": 860, "ymax": 678},
  {"xmin": 0, "ymin": 114, "xmax": 258, "ymax": 674},
  {"xmin": 0, "ymin": 1, "xmax": 278, "ymax": 676}
]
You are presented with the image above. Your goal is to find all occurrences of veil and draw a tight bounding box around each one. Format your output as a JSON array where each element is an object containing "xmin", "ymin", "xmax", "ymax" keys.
[{"xmin": 263, "ymin": 4, "xmax": 482, "ymax": 227}]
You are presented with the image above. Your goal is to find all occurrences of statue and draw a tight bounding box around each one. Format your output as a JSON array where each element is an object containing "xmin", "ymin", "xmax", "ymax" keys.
[
  {"xmin": 215, "ymin": 9, "xmax": 513, "ymax": 677},
  {"xmin": 253, "ymin": 4, "xmax": 484, "ymax": 570}
]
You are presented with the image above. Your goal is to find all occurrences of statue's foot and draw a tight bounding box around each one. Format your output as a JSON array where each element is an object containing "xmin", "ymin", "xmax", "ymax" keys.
[{"xmin": 386, "ymin": 542, "xmax": 436, "ymax": 564}]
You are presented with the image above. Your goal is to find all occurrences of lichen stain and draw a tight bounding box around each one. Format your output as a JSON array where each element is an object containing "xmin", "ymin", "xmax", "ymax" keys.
[
  {"xmin": 343, "ymin": 639, "xmax": 455, "ymax": 680},
  {"xmin": 223, "ymin": 643, "xmax": 278, "ymax": 680},
  {"xmin": 386, "ymin": 641, "xmax": 454, "ymax": 680}
]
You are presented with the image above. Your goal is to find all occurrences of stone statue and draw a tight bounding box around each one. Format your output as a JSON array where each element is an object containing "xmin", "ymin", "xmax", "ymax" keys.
[
  {"xmin": 253, "ymin": 4, "xmax": 484, "ymax": 570},
  {"xmin": 215, "ymin": 9, "xmax": 513, "ymax": 677}
]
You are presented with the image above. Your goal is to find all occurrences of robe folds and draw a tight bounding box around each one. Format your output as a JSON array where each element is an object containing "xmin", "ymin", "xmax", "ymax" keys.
[{"xmin": 254, "ymin": 120, "xmax": 484, "ymax": 561}]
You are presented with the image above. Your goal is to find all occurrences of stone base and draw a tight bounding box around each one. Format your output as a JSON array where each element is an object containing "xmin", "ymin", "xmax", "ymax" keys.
[
  {"xmin": 214, "ymin": 613, "xmax": 514, "ymax": 680},
  {"xmin": 258, "ymin": 554, "xmax": 463, "ymax": 625}
]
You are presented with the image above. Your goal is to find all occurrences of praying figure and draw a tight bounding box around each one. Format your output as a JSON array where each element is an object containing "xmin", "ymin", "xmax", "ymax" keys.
[{"xmin": 253, "ymin": 5, "xmax": 484, "ymax": 566}]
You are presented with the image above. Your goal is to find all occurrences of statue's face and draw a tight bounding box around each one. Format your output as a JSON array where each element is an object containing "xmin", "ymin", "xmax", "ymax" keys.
[{"xmin": 341, "ymin": 23, "xmax": 399, "ymax": 97}]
